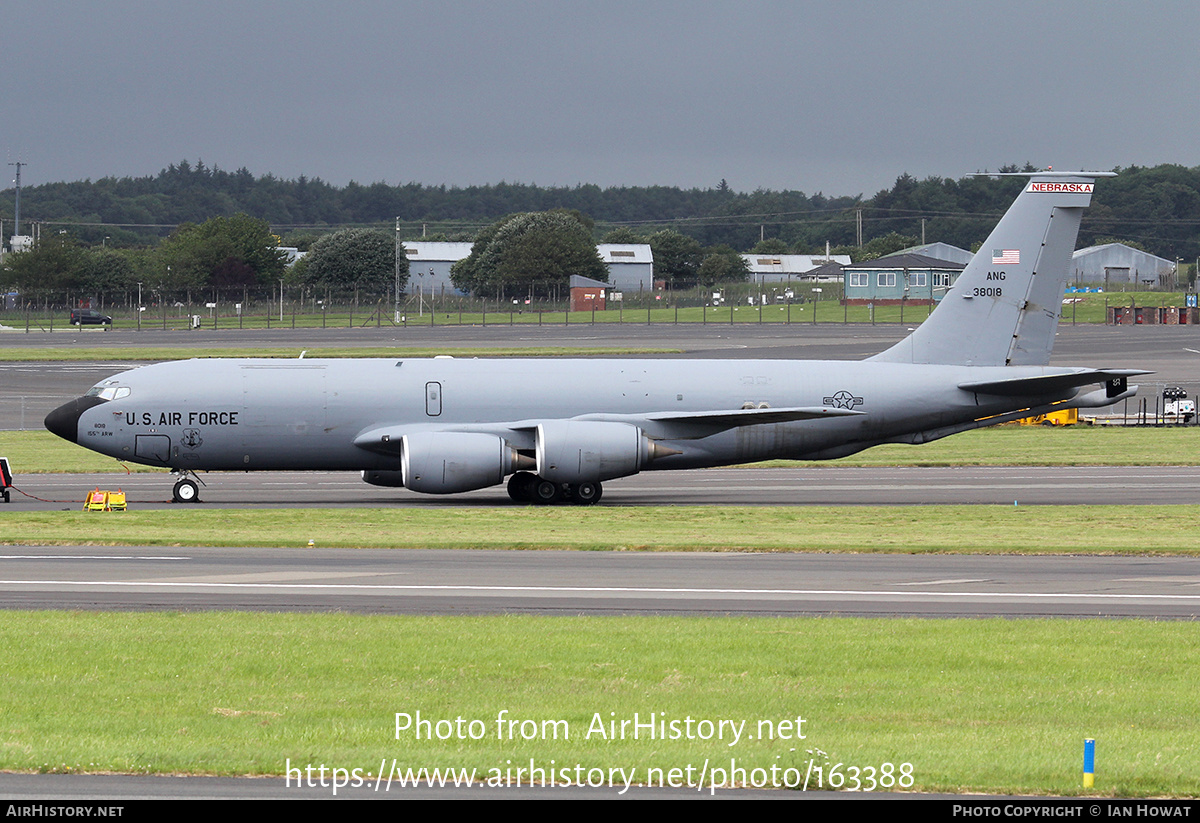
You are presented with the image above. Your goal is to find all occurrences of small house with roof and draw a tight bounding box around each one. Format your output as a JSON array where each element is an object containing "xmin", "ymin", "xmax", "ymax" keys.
[{"xmin": 842, "ymin": 252, "xmax": 965, "ymax": 305}]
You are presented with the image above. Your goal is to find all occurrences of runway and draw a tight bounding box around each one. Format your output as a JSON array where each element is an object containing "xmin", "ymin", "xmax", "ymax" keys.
[
  {"xmin": 3, "ymin": 546, "xmax": 1198, "ymax": 619},
  {"xmin": 9, "ymin": 465, "xmax": 1200, "ymax": 508}
]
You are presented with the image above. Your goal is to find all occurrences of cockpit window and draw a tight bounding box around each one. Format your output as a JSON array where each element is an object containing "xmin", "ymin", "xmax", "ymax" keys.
[{"xmin": 85, "ymin": 386, "xmax": 131, "ymax": 401}]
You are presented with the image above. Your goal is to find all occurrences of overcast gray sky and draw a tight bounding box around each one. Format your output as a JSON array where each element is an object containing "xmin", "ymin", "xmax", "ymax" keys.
[{"xmin": 4, "ymin": 0, "xmax": 1198, "ymax": 198}]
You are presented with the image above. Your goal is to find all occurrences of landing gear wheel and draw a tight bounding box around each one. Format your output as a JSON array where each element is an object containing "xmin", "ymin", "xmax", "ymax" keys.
[
  {"xmin": 532, "ymin": 478, "xmax": 564, "ymax": 505},
  {"xmin": 507, "ymin": 472, "xmax": 537, "ymax": 503},
  {"xmin": 569, "ymin": 481, "xmax": 602, "ymax": 505},
  {"xmin": 172, "ymin": 478, "xmax": 199, "ymax": 503}
]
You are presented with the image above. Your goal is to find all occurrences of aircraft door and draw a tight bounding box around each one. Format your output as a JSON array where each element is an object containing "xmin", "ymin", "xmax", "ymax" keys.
[
  {"xmin": 426, "ymin": 382, "xmax": 442, "ymax": 416},
  {"xmin": 134, "ymin": 434, "xmax": 171, "ymax": 464}
]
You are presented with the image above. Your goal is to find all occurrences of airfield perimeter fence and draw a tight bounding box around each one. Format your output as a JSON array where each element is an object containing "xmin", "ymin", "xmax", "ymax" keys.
[
  {"xmin": 11, "ymin": 283, "xmax": 1183, "ymax": 330},
  {"xmin": 1, "ymin": 282, "xmax": 932, "ymax": 331}
]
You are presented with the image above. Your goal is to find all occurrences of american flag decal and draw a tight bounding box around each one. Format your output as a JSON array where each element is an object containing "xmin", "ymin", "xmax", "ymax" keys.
[{"xmin": 991, "ymin": 249, "xmax": 1020, "ymax": 265}]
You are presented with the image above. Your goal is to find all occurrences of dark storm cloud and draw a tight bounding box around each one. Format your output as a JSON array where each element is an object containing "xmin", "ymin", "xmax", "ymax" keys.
[{"xmin": 3, "ymin": 0, "xmax": 1197, "ymax": 197}]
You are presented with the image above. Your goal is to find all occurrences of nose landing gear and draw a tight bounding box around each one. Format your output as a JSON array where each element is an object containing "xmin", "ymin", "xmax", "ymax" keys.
[{"xmin": 171, "ymin": 471, "xmax": 205, "ymax": 503}]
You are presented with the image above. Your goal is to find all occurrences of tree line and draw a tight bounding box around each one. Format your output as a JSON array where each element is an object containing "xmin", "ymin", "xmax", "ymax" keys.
[
  {"xmin": 6, "ymin": 161, "xmax": 1200, "ymax": 260},
  {"xmin": 0, "ymin": 207, "xmax": 755, "ymax": 308},
  {"xmin": 0, "ymin": 216, "xmax": 407, "ymax": 309},
  {"xmin": 6, "ymin": 162, "xmax": 1200, "ymax": 306}
]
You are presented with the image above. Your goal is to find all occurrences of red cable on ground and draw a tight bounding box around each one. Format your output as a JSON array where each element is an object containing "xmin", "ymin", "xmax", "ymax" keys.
[{"xmin": 6, "ymin": 486, "xmax": 81, "ymax": 504}]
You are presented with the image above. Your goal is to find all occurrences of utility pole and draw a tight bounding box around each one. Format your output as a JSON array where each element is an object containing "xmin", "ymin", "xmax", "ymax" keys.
[
  {"xmin": 394, "ymin": 217, "xmax": 402, "ymax": 323},
  {"xmin": 8, "ymin": 161, "xmax": 25, "ymax": 239}
]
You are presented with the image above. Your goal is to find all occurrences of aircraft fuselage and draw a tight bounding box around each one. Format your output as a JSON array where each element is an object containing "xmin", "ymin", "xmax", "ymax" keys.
[{"xmin": 56, "ymin": 355, "xmax": 1097, "ymax": 473}]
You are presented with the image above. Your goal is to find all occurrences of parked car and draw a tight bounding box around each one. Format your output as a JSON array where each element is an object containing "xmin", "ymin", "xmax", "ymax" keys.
[{"xmin": 70, "ymin": 309, "xmax": 113, "ymax": 326}]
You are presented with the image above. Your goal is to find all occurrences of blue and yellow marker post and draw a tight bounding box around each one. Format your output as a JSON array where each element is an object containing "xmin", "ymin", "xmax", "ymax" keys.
[{"xmin": 1083, "ymin": 738, "xmax": 1095, "ymax": 788}]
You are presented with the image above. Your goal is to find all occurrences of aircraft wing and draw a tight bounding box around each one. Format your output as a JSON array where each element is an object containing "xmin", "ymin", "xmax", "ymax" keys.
[
  {"xmin": 353, "ymin": 405, "xmax": 864, "ymax": 453},
  {"xmin": 958, "ymin": 369, "xmax": 1152, "ymax": 397},
  {"xmin": 574, "ymin": 405, "xmax": 864, "ymax": 440}
]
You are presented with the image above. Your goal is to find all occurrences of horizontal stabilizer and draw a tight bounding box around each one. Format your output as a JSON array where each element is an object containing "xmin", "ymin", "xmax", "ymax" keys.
[{"xmin": 958, "ymin": 369, "xmax": 1152, "ymax": 397}]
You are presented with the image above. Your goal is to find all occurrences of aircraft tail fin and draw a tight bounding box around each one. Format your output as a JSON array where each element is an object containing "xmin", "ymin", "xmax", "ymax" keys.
[{"xmin": 869, "ymin": 172, "xmax": 1111, "ymax": 367}]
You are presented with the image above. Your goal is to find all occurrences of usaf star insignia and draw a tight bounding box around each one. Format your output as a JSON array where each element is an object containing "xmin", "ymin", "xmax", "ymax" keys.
[{"xmin": 822, "ymin": 390, "xmax": 864, "ymax": 410}]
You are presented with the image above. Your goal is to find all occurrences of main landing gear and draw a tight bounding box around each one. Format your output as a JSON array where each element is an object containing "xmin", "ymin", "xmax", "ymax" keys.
[
  {"xmin": 171, "ymin": 470, "xmax": 205, "ymax": 503},
  {"xmin": 506, "ymin": 472, "xmax": 603, "ymax": 506}
]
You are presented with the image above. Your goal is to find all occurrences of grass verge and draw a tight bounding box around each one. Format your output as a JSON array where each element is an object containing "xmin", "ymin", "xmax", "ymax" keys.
[
  {"xmin": 4, "ymin": 425, "xmax": 1199, "ymax": 475},
  {"xmin": 4, "ymin": 290, "xmax": 1185, "ymax": 329},
  {"xmin": 2, "ymin": 505, "xmax": 1198, "ymax": 553},
  {"xmin": 0, "ymin": 431, "xmax": 169, "ymax": 474},
  {"xmin": 0, "ymin": 346, "xmax": 680, "ymax": 362},
  {"xmin": 2, "ymin": 611, "xmax": 1195, "ymax": 796},
  {"xmin": 777, "ymin": 424, "xmax": 1200, "ymax": 467}
]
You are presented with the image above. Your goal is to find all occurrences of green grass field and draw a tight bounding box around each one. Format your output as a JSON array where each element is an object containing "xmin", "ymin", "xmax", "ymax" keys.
[
  {"xmin": 2, "ymin": 612, "xmax": 1195, "ymax": 796},
  {"xmin": 1, "ymin": 505, "xmax": 1197, "ymax": 554},
  {"xmin": 4, "ymin": 424, "xmax": 1197, "ymax": 475},
  {"xmin": 0, "ymin": 345, "xmax": 680, "ymax": 362}
]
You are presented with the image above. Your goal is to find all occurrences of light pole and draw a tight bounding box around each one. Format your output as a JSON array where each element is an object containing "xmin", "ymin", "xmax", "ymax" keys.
[
  {"xmin": 394, "ymin": 217, "xmax": 402, "ymax": 324},
  {"xmin": 8, "ymin": 161, "xmax": 24, "ymax": 238},
  {"xmin": 137, "ymin": 282, "xmax": 142, "ymax": 332}
]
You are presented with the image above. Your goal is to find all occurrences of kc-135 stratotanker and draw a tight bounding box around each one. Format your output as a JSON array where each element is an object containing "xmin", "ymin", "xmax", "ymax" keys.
[{"xmin": 46, "ymin": 172, "xmax": 1146, "ymax": 504}]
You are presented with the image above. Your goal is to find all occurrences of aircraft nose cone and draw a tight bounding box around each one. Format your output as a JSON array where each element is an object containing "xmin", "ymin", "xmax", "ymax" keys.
[{"xmin": 44, "ymin": 396, "xmax": 106, "ymax": 442}]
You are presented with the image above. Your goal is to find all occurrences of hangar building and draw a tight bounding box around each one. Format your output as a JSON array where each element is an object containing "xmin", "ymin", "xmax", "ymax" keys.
[
  {"xmin": 400, "ymin": 242, "xmax": 654, "ymax": 296},
  {"xmin": 402, "ymin": 242, "xmax": 473, "ymax": 296},
  {"xmin": 597, "ymin": 244, "xmax": 654, "ymax": 292},
  {"xmin": 1070, "ymin": 244, "xmax": 1177, "ymax": 289},
  {"xmin": 741, "ymin": 253, "xmax": 852, "ymax": 284}
]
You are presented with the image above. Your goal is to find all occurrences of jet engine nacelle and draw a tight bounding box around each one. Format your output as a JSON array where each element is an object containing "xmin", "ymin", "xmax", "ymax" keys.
[
  {"xmin": 361, "ymin": 469, "xmax": 407, "ymax": 487},
  {"xmin": 400, "ymin": 431, "xmax": 522, "ymax": 494},
  {"xmin": 536, "ymin": 420, "xmax": 660, "ymax": 484}
]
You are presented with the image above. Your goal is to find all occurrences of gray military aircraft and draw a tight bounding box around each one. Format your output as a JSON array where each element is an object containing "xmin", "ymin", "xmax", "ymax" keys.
[{"xmin": 46, "ymin": 171, "xmax": 1145, "ymax": 504}]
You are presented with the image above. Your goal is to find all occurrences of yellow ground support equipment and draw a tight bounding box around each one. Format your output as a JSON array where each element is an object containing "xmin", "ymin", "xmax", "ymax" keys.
[
  {"xmin": 83, "ymin": 489, "xmax": 127, "ymax": 511},
  {"xmin": 1019, "ymin": 408, "xmax": 1078, "ymax": 427}
]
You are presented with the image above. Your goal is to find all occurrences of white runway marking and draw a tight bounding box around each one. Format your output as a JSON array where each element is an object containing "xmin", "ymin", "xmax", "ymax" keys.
[
  {"xmin": 1, "ymin": 580, "xmax": 1198, "ymax": 601},
  {"xmin": 0, "ymin": 555, "xmax": 188, "ymax": 560}
]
